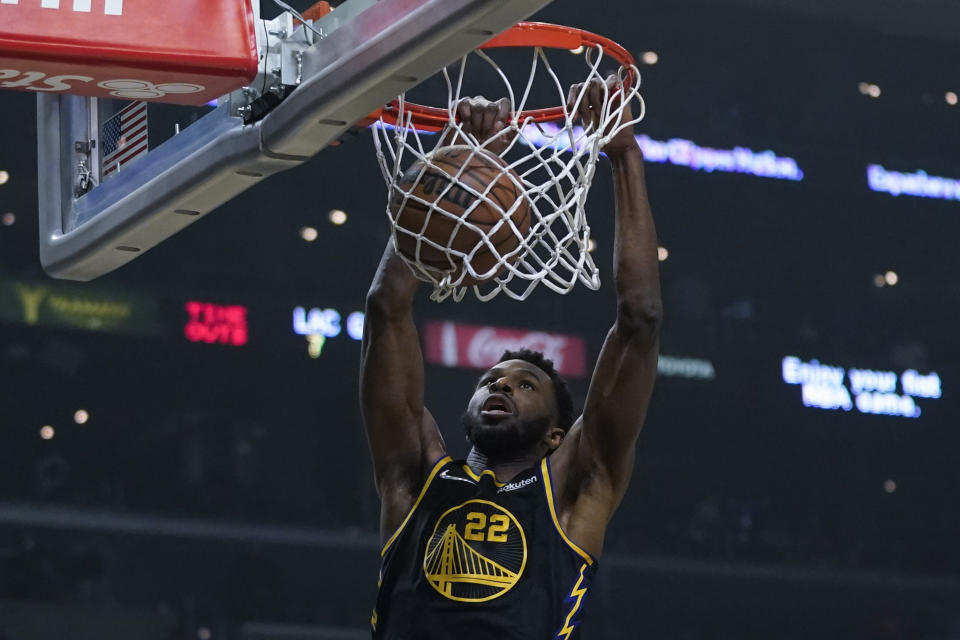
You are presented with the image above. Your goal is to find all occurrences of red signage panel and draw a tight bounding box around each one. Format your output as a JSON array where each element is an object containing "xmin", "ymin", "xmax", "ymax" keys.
[
  {"xmin": 0, "ymin": 0, "xmax": 258, "ymax": 105},
  {"xmin": 184, "ymin": 301, "xmax": 247, "ymax": 347},
  {"xmin": 423, "ymin": 321, "xmax": 587, "ymax": 378}
]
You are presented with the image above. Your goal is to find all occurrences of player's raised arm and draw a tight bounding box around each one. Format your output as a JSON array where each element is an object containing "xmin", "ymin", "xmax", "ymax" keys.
[
  {"xmin": 555, "ymin": 77, "xmax": 663, "ymax": 516},
  {"xmin": 360, "ymin": 96, "xmax": 512, "ymax": 515},
  {"xmin": 361, "ymin": 242, "xmax": 446, "ymax": 534}
]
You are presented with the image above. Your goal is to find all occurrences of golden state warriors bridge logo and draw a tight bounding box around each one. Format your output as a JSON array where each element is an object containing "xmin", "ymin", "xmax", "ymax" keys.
[{"xmin": 423, "ymin": 499, "xmax": 527, "ymax": 602}]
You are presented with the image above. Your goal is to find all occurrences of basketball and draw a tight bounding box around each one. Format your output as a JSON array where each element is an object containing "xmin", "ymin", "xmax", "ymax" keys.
[{"xmin": 389, "ymin": 146, "xmax": 530, "ymax": 285}]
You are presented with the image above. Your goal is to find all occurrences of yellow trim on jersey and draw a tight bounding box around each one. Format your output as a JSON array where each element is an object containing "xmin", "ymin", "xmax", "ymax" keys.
[
  {"xmin": 555, "ymin": 563, "xmax": 589, "ymax": 640},
  {"xmin": 540, "ymin": 457, "xmax": 595, "ymax": 566},
  {"xmin": 462, "ymin": 464, "xmax": 506, "ymax": 487},
  {"xmin": 380, "ymin": 455, "xmax": 453, "ymax": 557}
]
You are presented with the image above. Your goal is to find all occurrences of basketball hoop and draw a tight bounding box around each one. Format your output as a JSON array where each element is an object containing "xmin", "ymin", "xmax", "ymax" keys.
[{"xmin": 372, "ymin": 21, "xmax": 646, "ymax": 302}]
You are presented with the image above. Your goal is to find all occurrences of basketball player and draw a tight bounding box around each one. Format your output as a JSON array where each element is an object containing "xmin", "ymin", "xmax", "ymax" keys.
[{"xmin": 361, "ymin": 77, "xmax": 662, "ymax": 639}]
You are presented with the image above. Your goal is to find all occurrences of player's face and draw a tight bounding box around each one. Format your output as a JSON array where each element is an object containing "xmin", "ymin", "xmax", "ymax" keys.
[{"xmin": 462, "ymin": 360, "xmax": 558, "ymax": 459}]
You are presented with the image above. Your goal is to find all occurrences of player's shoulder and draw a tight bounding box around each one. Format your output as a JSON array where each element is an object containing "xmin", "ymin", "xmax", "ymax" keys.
[
  {"xmin": 547, "ymin": 417, "xmax": 585, "ymax": 478},
  {"xmin": 545, "ymin": 420, "xmax": 620, "ymax": 511},
  {"xmin": 422, "ymin": 455, "xmax": 465, "ymax": 486},
  {"xmin": 434, "ymin": 461, "xmax": 471, "ymax": 481}
]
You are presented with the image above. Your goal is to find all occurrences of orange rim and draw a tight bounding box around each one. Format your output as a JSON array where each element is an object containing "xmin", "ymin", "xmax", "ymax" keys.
[{"xmin": 369, "ymin": 22, "xmax": 637, "ymax": 132}]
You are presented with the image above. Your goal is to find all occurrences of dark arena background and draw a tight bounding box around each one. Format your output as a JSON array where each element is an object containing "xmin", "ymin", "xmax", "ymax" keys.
[{"xmin": 1, "ymin": 0, "xmax": 960, "ymax": 638}]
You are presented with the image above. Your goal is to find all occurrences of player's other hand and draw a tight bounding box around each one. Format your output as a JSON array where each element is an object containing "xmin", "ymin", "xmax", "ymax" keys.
[
  {"xmin": 567, "ymin": 74, "xmax": 639, "ymax": 159},
  {"xmin": 455, "ymin": 96, "xmax": 514, "ymax": 155}
]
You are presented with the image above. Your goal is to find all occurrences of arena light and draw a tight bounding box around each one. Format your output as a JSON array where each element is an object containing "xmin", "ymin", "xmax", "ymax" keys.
[
  {"xmin": 867, "ymin": 84, "xmax": 881, "ymax": 98},
  {"xmin": 657, "ymin": 246, "xmax": 669, "ymax": 262},
  {"xmin": 328, "ymin": 209, "xmax": 348, "ymax": 225},
  {"xmin": 40, "ymin": 425, "xmax": 55, "ymax": 440},
  {"xmin": 300, "ymin": 226, "xmax": 319, "ymax": 242},
  {"xmin": 857, "ymin": 82, "xmax": 870, "ymax": 95},
  {"xmin": 883, "ymin": 479, "xmax": 897, "ymax": 494},
  {"xmin": 873, "ymin": 274, "xmax": 886, "ymax": 288},
  {"xmin": 587, "ymin": 238, "xmax": 597, "ymax": 252},
  {"xmin": 884, "ymin": 270, "xmax": 899, "ymax": 286},
  {"xmin": 0, "ymin": 170, "xmax": 8, "ymax": 185},
  {"xmin": 1, "ymin": 212, "xmax": 14, "ymax": 226},
  {"xmin": 641, "ymin": 51, "xmax": 658, "ymax": 65},
  {"xmin": 568, "ymin": 45, "xmax": 584, "ymax": 55},
  {"xmin": 946, "ymin": 91, "xmax": 958, "ymax": 106},
  {"xmin": 73, "ymin": 409, "xmax": 89, "ymax": 425}
]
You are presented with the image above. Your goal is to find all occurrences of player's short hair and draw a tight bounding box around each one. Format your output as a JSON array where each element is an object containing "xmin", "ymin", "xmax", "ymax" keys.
[{"xmin": 498, "ymin": 348, "xmax": 575, "ymax": 433}]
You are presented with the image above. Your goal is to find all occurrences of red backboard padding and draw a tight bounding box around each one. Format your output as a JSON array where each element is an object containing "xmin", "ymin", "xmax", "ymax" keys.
[{"xmin": 0, "ymin": 0, "xmax": 258, "ymax": 105}]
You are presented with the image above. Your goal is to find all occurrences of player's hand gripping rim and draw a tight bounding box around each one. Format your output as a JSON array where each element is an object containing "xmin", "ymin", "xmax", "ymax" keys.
[
  {"xmin": 442, "ymin": 96, "xmax": 515, "ymax": 156},
  {"xmin": 566, "ymin": 73, "xmax": 639, "ymax": 158}
]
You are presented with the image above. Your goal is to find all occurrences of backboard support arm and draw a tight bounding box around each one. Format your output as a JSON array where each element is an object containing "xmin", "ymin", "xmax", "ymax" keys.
[{"xmin": 38, "ymin": 0, "xmax": 555, "ymax": 281}]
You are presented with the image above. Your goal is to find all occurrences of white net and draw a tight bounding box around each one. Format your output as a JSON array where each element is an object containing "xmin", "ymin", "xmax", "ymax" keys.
[{"xmin": 373, "ymin": 40, "xmax": 645, "ymax": 302}]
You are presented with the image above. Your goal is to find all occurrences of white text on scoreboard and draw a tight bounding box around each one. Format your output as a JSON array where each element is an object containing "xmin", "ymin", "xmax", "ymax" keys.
[
  {"xmin": 867, "ymin": 164, "xmax": 960, "ymax": 202},
  {"xmin": 517, "ymin": 123, "xmax": 805, "ymax": 182},
  {"xmin": 782, "ymin": 356, "xmax": 941, "ymax": 419}
]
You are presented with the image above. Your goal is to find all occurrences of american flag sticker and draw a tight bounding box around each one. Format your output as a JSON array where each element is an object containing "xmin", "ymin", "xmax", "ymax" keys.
[{"xmin": 101, "ymin": 101, "xmax": 148, "ymax": 179}]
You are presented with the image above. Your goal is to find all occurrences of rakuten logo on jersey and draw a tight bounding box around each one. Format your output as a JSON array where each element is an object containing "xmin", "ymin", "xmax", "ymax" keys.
[
  {"xmin": 423, "ymin": 321, "xmax": 587, "ymax": 378},
  {"xmin": 0, "ymin": 69, "xmax": 203, "ymax": 97},
  {"xmin": 497, "ymin": 476, "xmax": 538, "ymax": 493},
  {"xmin": 0, "ymin": 0, "xmax": 124, "ymax": 15}
]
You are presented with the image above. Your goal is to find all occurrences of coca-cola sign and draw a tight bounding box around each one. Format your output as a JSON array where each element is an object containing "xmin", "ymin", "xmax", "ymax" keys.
[{"xmin": 423, "ymin": 321, "xmax": 587, "ymax": 378}]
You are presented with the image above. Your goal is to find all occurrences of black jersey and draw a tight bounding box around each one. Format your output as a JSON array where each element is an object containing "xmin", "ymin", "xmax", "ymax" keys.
[{"xmin": 371, "ymin": 455, "xmax": 597, "ymax": 640}]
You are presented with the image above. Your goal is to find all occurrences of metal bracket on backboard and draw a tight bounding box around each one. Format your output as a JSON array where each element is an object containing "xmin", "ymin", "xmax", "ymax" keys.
[{"xmin": 38, "ymin": 0, "xmax": 555, "ymax": 281}]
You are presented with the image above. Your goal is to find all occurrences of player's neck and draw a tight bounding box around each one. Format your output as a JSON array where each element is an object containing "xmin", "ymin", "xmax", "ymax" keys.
[{"xmin": 465, "ymin": 447, "xmax": 542, "ymax": 483}]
